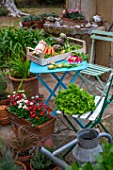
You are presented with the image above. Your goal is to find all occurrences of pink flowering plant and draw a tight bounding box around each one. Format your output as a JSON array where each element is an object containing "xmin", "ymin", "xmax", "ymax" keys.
[
  {"xmin": 7, "ymin": 90, "xmax": 53, "ymax": 126},
  {"xmin": 62, "ymin": 8, "xmax": 85, "ymax": 20}
]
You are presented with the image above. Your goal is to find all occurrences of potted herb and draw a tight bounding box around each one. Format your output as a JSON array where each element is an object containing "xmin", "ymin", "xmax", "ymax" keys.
[
  {"xmin": 7, "ymin": 51, "xmax": 39, "ymax": 99},
  {"xmin": 22, "ymin": 15, "xmax": 32, "ymax": 28},
  {"xmin": 0, "ymin": 138, "xmax": 27, "ymax": 170},
  {"xmin": 55, "ymin": 83, "xmax": 95, "ymax": 115},
  {"xmin": 7, "ymin": 90, "xmax": 56, "ymax": 140},
  {"xmin": 30, "ymin": 147, "xmax": 58, "ymax": 170},
  {"xmin": 32, "ymin": 15, "xmax": 43, "ymax": 29},
  {"xmin": 4, "ymin": 126, "xmax": 40, "ymax": 169}
]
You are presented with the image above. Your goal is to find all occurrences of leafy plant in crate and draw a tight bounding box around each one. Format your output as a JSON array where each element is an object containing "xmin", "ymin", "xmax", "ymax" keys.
[{"xmin": 55, "ymin": 83, "xmax": 95, "ymax": 115}]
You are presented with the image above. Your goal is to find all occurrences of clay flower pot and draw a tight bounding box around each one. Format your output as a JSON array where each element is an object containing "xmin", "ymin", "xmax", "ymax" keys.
[
  {"xmin": 8, "ymin": 75, "xmax": 39, "ymax": 99},
  {"xmin": 32, "ymin": 20, "xmax": 43, "ymax": 29},
  {"xmin": 16, "ymin": 161, "xmax": 27, "ymax": 170},
  {"xmin": 0, "ymin": 105, "xmax": 10, "ymax": 125}
]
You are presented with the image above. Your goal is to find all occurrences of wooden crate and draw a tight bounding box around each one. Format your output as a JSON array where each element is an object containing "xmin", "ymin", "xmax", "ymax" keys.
[{"xmin": 26, "ymin": 37, "xmax": 86, "ymax": 66}]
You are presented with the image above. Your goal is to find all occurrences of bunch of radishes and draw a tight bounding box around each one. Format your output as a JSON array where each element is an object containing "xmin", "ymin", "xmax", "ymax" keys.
[{"xmin": 67, "ymin": 55, "xmax": 82, "ymax": 64}]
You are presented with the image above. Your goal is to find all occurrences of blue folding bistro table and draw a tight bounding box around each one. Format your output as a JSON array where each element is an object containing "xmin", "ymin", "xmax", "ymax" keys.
[{"xmin": 30, "ymin": 60, "xmax": 88, "ymax": 116}]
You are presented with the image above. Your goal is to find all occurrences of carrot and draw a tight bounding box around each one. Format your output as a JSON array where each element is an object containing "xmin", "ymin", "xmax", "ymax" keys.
[
  {"xmin": 43, "ymin": 46, "xmax": 48, "ymax": 55},
  {"xmin": 51, "ymin": 47, "xmax": 55, "ymax": 56},
  {"xmin": 47, "ymin": 46, "xmax": 52, "ymax": 55}
]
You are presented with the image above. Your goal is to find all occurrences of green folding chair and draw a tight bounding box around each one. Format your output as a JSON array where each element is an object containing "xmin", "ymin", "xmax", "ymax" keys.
[
  {"xmin": 60, "ymin": 73, "xmax": 113, "ymax": 133},
  {"xmin": 79, "ymin": 30, "xmax": 113, "ymax": 96}
]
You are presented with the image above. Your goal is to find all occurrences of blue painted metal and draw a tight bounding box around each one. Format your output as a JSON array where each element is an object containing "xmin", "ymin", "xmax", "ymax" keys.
[{"xmin": 30, "ymin": 60, "xmax": 88, "ymax": 115}]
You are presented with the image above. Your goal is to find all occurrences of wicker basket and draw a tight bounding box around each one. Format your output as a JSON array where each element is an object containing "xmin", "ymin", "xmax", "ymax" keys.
[{"xmin": 26, "ymin": 37, "xmax": 86, "ymax": 66}]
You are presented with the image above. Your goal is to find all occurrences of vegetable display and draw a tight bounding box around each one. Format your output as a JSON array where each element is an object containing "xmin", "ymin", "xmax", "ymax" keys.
[
  {"xmin": 32, "ymin": 33, "xmax": 81, "ymax": 59},
  {"xmin": 55, "ymin": 83, "xmax": 96, "ymax": 115}
]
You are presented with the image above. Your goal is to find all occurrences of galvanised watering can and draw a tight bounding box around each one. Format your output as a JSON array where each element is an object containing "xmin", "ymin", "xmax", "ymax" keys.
[
  {"xmin": 39, "ymin": 128, "xmax": 112, "ymax": 169},
  {"xmin": 73, "ymin": 128, "xmax": 112, "ymax": 164}
]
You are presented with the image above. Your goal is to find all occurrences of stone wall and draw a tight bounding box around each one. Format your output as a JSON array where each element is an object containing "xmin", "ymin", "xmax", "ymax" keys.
[{"xmin": 66, "ymin": 0, "xmax": 113, "ymax": 74}]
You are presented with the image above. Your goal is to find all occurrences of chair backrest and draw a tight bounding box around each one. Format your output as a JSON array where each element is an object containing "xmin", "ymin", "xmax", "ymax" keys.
[
  {"xmin": 89, "ymin": 30, "xmax": 113, "ymax": 63},
  {"xmin": 88, "ymin": 72, "xmax": 113, "ymax": 121}
]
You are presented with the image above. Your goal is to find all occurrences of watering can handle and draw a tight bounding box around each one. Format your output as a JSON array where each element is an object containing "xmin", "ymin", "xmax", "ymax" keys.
[{"xmin": 99, "ymin": 132, "xmax": 112, "ymax": 144}]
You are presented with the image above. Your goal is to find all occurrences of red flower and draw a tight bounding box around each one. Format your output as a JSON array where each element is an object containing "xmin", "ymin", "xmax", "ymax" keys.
[
  {"xmin": 47, "ymin": 107, "xmax": 52, "ymax": 112},
  {"xmin": 37, "ymin": 97, "xmax": 42, "ymax": 101},
  {"xmin": 40, "ymin": 111, "xmax": 45, "ymax": 116},
  {"xmin": 35, "ymin": 116, "xmax": 39, "ymax": 119}
]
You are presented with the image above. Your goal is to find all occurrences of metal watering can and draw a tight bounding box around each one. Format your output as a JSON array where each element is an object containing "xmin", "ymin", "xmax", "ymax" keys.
[{"xmin": 39, "ymin": 129, "xmax": 112, "ymax": 169}]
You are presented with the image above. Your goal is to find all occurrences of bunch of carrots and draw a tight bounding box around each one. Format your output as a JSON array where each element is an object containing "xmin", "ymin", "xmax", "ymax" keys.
[{"xmin": 43, "ymin": 46, "xmax": 55, "ymax": 56}]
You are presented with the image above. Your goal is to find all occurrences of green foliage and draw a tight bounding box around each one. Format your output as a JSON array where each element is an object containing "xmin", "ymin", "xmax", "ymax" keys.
[
  {"xmin": 63, "ymin": 8, "xmax": 85, "ymax": 20},
  {"xmin": 0, "ymin": 138, "xmax": 20, "ymax": 170},
  {"xmin": 55, "ymin": 83, "xmax": 95, "ymax": 115},
  {"xmin": 30, "ymin": 147, "xmax": 55, "ymax": 170},
  {"xmin": 6, "ymin": 53, "xmax": 30, "ymax": 79},
  {"xmin": 72, "ymin": 52, "xmax": 89, "ymax": 61},
  {"xmin": 0, "ymin": 150, "xmax": 21, "ymax": 170},
  {"xmin": 22, "ymin": 16, "xmax": 31, "ymax": 22},
  {"xmin": 32, "ymin": 15, "xmax": 42, "ymax": 21},
  {"xmin": 0, "ymin": 6, "xmax": 7, "ymax": 16},
  {"xmin": 0, "ymin": 71, "xmax": 7, "ymax": 100},
  {"xmin": 0, "ymin": 28, "xmax": 53, "ymax": 78},
  {"xmin": 0, "ymin": 27, "xmax": 43, "ymax": 67}
]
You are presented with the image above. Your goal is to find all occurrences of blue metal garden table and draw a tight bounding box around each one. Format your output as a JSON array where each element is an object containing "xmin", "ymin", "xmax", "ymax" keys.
[{"xmin": 30, "ymin": 60, "xmax": 88, "ymax": 116}]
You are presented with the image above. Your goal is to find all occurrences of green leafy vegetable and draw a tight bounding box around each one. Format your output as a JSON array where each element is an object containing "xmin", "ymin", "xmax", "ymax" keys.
[
  {"xmin": 55, "ymin": 83, "xmax": 95, "ymax": 115},
  {"xmin": 71, "ymin": 52, "xmax": 89, "ymax": 61}
]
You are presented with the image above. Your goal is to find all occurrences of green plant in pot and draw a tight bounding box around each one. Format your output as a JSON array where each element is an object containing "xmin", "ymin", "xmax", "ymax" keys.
[
  {"xmin": 32, "ymin": 15, "xmax": 43, "ymax": 29},
  {"xmin": 22, "ymin": 15, "xmax": 32, "ymax": 28},
  {"xmin": 55, "ymin": 83, "xmax": 96, "ymax": 115},
  {"xmin": 4, "ymin": 126, "xmax": 40, "ymax": 169},
  {"xmin": 30, "ymin": 147, "xmax": 58, "ymax": 170},
  {"xmin": 6, "ymin": 49, "xmax": 39, "ymax": 99},
  {"xmin": 0, "ymin": 137, "xmax": 26, "ymax": 170}
]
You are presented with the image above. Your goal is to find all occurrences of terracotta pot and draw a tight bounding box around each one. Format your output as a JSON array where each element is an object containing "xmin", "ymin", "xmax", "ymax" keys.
[
  {"xmin": 30, "ymin": 163, "xmax": 59, "ymax": 170},
  {"xmin": 0, "ymin": 98, "xmax": 9, "ymax": 106},
  {"xmin": 16, "ymin": 161, "xmax": 27, "ymax": 170},
  {"xmin": 8, "ymin": 112, "xmax": 56, "ymax": 141},
  {"xmin": 22, "ymin": 21, "xmax": 32, "ymax": 28},
  {"xmin": 17, "ymin": 155, "xmax": 32, "ymax": 170},
  {"xmin": 32, "ymin": 20, "xmax": 43, "ymax": 29},
  {"xmin": 0, "ymin": 105, "xmax": 10, "ymax": 125},
  {"xmin": 8, "ymin": 75, "xmax": 39, "ymax": 99}
]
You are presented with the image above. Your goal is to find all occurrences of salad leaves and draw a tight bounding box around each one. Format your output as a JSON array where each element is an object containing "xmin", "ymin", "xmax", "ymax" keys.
[{"xmin": 55, "ymin": 83, "xmax": 95, "ymax": 115}]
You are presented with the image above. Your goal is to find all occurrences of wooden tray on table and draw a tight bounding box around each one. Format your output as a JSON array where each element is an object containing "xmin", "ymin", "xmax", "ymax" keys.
[{"xmin": 26, "ymin": 37, "xmax": 86, "ymax": 66}]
